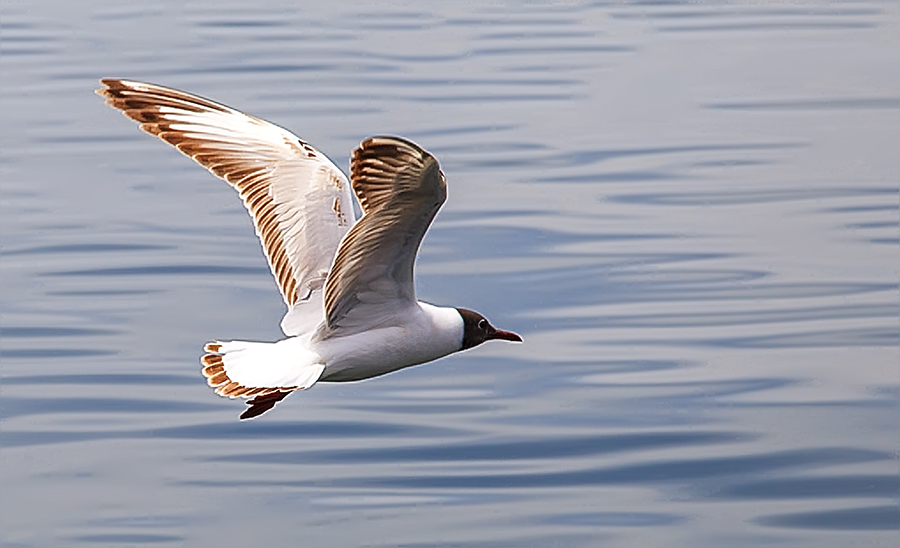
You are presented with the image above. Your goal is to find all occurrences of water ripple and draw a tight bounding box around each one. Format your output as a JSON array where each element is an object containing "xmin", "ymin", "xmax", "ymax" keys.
[
  {"xmin": 756, "ymin": 505, "xmax": 899, "ymax": 531},
  {"xmin": 0, "ymin": 396, "xmax": 218, "ymax": 421},
  {"xmin": 71, "ymin": 533, "xmax": 183, "ymax": 544},
  {"xmin": 342, "ymin": 448, "xmax": 888, "ymax": 490},
  {"xmin": 0, "ymin": 419, "xmax": 463, "ymax": 448},
  {"xmin": 210, "ymin": 431, "xmax": 743, "ymax": 465},
  {"xmin": 716, "ymin": 474, "xmax": 900, "ymax": 500},
  {"xmin": 705, "ymin": 97, "xmax": 899, "ymax": 111},
  {"xmin": 42, "ymin": 264, "xmax": 267, "ymax": 277}
]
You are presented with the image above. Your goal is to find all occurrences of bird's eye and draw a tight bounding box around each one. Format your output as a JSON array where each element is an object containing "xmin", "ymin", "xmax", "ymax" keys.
[{"xmin": 478, "ymin": 319, "xmax": 487, "ymax": 330}]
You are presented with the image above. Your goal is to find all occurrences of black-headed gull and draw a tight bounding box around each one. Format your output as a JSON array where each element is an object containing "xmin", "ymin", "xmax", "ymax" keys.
[{"xmin": 97, "ymin": 79, "xmax": 522, "ymax": 419}]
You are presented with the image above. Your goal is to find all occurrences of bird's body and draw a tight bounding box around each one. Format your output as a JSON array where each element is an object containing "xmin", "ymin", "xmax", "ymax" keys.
[
  {"xmin": 97, "ymin": 79, "xmax": 521, "ymax": 418},
  {"xmin": 245, "ymin": 302, "xmax": 464, "ymax": 384}
]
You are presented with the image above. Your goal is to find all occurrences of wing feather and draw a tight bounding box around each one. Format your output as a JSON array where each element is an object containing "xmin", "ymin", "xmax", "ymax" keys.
[
  {"xmin": 97, "ymin": 79, "xmax": 355, "ymax": 335},
  {"xmin": 322, "ymin": 136, "xmax": 446, "ymax": 333}
]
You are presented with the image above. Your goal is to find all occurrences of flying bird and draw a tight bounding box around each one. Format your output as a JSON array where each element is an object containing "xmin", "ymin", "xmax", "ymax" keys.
[{"xmin": 97, "ymin": 79, "xmax": 522, "ymax": 419}]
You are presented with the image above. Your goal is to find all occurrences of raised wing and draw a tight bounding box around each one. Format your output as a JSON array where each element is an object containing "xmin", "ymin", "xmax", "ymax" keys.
[
  {"xmin": 97, "ymin": 79, "xmax": 355, "ymax": 335},
  {"xmin": 322, "ymin": 136, "xmax": 446, "ymax": 333}
]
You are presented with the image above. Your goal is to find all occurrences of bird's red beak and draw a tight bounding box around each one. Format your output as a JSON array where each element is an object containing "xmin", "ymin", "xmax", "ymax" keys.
[{"xmin": 489, "ymin": 329, "xmax": 523, "ymax": 342}]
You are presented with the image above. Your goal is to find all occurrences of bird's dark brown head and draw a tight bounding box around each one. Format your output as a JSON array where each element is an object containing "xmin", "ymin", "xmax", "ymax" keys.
[{"xmin": 456, "ymin": 308, "xmax": 523, "ymax": 350}]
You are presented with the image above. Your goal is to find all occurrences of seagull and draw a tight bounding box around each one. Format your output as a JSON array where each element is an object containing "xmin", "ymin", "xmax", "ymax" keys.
[{"xmin": 97, "ymin": 79, "xmax": 522, "ymax": 419}]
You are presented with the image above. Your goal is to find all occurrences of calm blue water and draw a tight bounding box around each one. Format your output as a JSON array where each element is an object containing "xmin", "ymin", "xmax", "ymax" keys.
[{"xmin": 1, "ymin": 1, "xmax": 898, "ymax": 546}]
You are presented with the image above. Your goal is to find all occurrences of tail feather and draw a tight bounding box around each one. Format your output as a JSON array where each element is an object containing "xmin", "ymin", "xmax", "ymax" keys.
[{"xmin": 200, "ymin": 338, "xmax": 325, "ymax": 419}]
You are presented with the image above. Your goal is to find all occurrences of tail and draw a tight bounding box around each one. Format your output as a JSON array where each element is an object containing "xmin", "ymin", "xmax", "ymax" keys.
[{"xmin": 200, "ymin": 339, "xmax": 325, "ymax": 419}]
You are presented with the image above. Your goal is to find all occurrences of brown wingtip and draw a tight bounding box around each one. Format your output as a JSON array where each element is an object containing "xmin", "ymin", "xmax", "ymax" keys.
[
  {"xmin": 95, "ymin": 78, "xmax": 128, "ymax": 98},
  {"xmin": 201, "ymin": 354, "xmax": 223, "ymax": 366}
]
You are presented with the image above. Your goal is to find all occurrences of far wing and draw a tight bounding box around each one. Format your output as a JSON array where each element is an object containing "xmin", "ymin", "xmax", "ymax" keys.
[
  {"xmin": 97, "ymin": 79, "xmax": 355, "ymax": 335},
  {"xmin": 322, "ymin": 136, "xmax": 446, "ymax": 334}
]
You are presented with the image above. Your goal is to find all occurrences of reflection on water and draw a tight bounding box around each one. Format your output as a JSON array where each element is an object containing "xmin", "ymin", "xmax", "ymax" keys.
[{"xmin": 1, "ymin": 0, "xmax": 897, "ymax": 546}]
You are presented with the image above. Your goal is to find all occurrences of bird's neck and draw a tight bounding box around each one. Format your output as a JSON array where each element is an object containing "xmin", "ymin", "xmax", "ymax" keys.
[{"xmin": 417, "ymin": 302, "xmax": 466, "ymax": 353}]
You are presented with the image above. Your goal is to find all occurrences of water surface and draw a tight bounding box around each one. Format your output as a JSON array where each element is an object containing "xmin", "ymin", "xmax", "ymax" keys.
[{"xmin": 1, "ymin": 1, "xmax": 897, "ymax": 546}]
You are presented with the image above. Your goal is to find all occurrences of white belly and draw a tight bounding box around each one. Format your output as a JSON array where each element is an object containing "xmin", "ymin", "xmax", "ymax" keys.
[{"xmin": 315, "ymin": 303, "xmax": 463, "ymax": 382}]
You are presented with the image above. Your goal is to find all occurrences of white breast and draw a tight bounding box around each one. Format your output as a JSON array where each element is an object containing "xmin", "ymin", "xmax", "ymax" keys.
[{"xmin": 316, "ymin": 302, "xmax": 464, "ymax": 382}]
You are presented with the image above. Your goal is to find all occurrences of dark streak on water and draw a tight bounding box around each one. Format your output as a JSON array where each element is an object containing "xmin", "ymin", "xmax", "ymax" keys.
[{"xmin": 209, "ymin": 431, "xmax": 744, "ymax": 464}]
